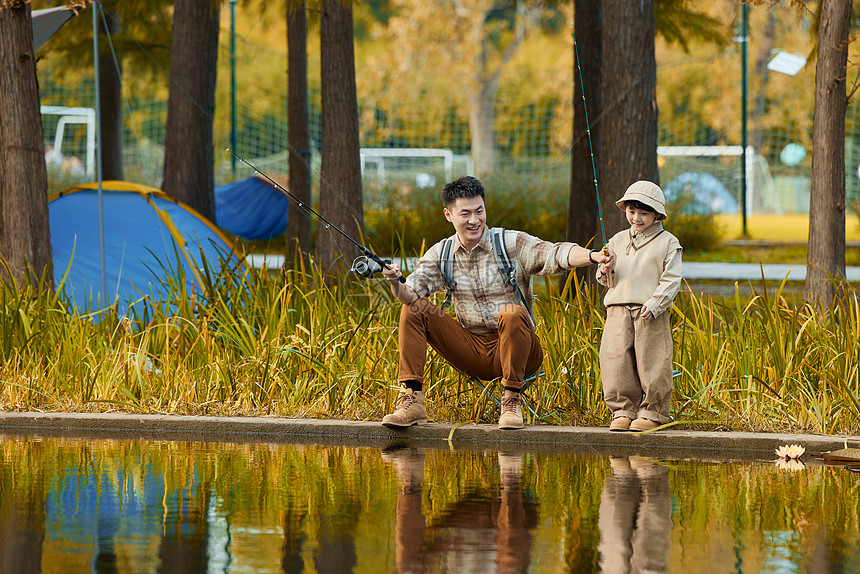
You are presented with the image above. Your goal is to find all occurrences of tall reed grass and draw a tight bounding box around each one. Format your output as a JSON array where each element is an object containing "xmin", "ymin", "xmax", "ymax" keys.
[{"xmin": 1, "ymin": 254, "xmax": 858, "ymax": 435}]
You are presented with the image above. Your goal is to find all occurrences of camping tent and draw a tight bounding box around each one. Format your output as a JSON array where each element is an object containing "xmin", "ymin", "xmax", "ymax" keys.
[
  {"xmin": 50, "ymin": 181, "xmax": 244, "ymax": 316},
  {"xmin": 663, "ymin": 172, "xmax": 739, "ymax": 214},
  {"xmin": 32, "ymin": 6, "xmax": 80, "ymax": 51},
  {"xmin": 215, "ymin": 174, "xmax": 289, "ymax": 240}
]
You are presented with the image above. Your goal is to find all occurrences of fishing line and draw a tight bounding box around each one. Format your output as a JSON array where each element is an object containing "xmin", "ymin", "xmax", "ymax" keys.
[
  {"xmin": 228, "ymin": 149, "xmax": 405, "ymax": 283},
  {"xmin": 491, "ymin": 78, "xmax": 638, "ymax": 226},
  {"xmin": 572, "ymin": 25, "xmax": 607, "ymax": 247},
  {"xmin": 95, "ymin": 5, "xmax": 156, "ymax": 184},
  {"xmin": 107, "ymin": 15, "xmax": 387, "ymax": 273}
]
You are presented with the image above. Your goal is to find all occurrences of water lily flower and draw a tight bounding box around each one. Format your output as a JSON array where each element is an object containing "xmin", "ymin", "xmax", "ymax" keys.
[{"xmin": 775, "ymin": 444, "xmax": 806, "ymax": 460}]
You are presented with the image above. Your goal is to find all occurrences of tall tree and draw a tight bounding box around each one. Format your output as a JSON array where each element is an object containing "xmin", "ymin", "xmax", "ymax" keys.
[
  {"xmin": 805, "ymin": 0, "xmax": 852, "ymax": 308},
  {"xmin": 316, "ymin": 0, "xmax": 363, "ymax": 277},
  {"xmin": 41, "ymin": 1, "xmax": 174, "ymax": 183},
  {"xmin": 0, "ymin": 1, "xmax": 53, "ymax": 283},
  {"xmin": 567, "ymin": 0, "xmax": 728, "ymax": 254},
  {"xmin": 162, "ymin": 0, "xmax": 221, "ymax": 222},
  {"xmin": 286, "ymin": 1, "xmax": 312, "ymax": 266},
  {"xmin": 463, "ymin": 1, "xmax": 538, "ymax": 176},
  {"xmin": 567, "ymin": 0, "xmax": 602, "ymax": 287},
  {"xmin": 599, "ymin": 0, "xmax": 659, "ymax": 238},
  {"xmin": 98, "ymin": 8, "xmax": 124, "ymax": 180},
  {"xmin": 370, "ymin": 0, "xmax": 543, "ymax": 177}
]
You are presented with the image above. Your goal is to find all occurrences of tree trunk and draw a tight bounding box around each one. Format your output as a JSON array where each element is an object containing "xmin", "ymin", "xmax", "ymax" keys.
[
  {"xmin": 750, "ymin": 9, "xmax": 775, "ymax": 155},
  {"xmin": 600, "ymin": 0, "xmax": 659, "ymax": 238},
  {"xmin": 286, "ymin": 2, "xmax": 312, "ymax": 268},
  {"xmin": 469, "ymin": 79, "xmax": 497, "ymax": 178},
  {"xmin": 567, "ymin": 0, "xmax": 602, "ymax": 289},
  {"xmin": 162, "ymin": 0, "xmax": 220, "ymax": 223},
  {"xmin": 317, "ymin": 0, "xmax": 363, "ymax": 277},
  {"xmin": 0, "ymin": 2, "xmax": 53, "ymax": 285},
  {"xmin": 805, "ymin": 0, "xmax": 851, "ymax": 309},
  {"xmin": 99, "ymin": 9, "xmax": 124, "ymax": 181}
]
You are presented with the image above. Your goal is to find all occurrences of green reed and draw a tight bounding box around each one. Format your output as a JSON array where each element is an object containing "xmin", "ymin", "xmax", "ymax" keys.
[{"xmin": 1, "ymin": 255, "xmax": 859, "ymax": 434}]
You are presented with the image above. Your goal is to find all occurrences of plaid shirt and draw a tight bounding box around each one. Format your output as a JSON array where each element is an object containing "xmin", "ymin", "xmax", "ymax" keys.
[{"xmin": 405, "ymin": 228, "xmax": 577, "ymax": 334}]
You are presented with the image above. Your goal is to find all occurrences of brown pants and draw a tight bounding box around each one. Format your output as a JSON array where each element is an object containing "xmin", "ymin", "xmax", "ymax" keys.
[
  {"xmin": 599, "ymin": 305, "xmax": 673, "ymax": 423},
  {"xmin": 398, "ymin": 299, "xmax": 543, "ymax": 390}
]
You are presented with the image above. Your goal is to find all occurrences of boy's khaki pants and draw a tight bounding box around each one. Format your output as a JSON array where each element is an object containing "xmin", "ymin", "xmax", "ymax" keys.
[
  {"xmin": 600, "ymin": 305, "xmax": 673, "ymax": 423},
  {"xmin": 398, "ymin": 299, "xmax": 543, "ymax": 390}
]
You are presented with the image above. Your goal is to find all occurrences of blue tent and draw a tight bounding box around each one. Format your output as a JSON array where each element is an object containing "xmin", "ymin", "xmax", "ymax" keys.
[
  {"xmin": 49, "ymin": 181, "xmax": 244, "ymax": 315},
  {"xmin": 664, "ymin": 172, "xmax": 739, "ymax": 214},
  {"xmin": 215, "ymin": 174, "xmax": 289, "ymax": 240}
]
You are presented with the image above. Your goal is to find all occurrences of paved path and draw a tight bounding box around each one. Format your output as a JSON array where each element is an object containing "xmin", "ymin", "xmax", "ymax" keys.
[
  {"xmin": 246, "ymin": 254, "xmax": 860, "ymax": 282},
  {"xmin": 683, "ymin": 262, "xmax": 860, "ymax": 281},
  {"xmin": 1, "ymin": 412, "xmax": 855, "ymax": 460}
]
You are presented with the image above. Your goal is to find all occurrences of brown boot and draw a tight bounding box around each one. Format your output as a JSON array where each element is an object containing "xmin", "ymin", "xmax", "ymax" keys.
[
  {"xmin": 381, "ymin": 446, "xmax": 426, "ymax": 487},
  {"xmin": 382, "ymin": 390, "xmax": 427, "ymax": 427},
  {"xmin": 498, "ymin": 394, "xmax": 524, "ymax": 430}
]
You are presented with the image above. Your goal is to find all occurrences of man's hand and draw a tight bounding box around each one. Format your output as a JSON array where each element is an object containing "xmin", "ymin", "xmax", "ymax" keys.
[
  {"xmin": 382, "ymin": 264, "xmax": 419, "ymax": 304},
  {"xmin": 381, "ymin": 263, "xmax": 403, "ymax": 284}
]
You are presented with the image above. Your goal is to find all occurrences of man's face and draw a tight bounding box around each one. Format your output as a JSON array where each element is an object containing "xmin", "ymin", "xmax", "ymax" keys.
[{"xmin": 444, "ymin": 196, "xmax": 487, "ymax": 249}]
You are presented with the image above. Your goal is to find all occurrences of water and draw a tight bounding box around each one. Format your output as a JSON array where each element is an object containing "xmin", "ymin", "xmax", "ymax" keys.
[{"xmin": 0, "ymin": 434, "xmax": 858, "ymax": 573}]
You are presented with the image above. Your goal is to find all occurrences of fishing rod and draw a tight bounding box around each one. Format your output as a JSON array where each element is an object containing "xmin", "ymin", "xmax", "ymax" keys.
[
  {"xmin": 227, "ymin": 148, "xmax": 405, "ymax": 283},
  {"xmin": 572, "ymin": 25, "xmax": 614, "ymax": 287}
]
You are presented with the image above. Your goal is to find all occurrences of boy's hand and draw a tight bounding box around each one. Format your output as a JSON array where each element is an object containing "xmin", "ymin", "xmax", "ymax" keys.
[
  {"xmin": 599, "ymin": 248, "xmax": 616, "ymax": 275},
  {"xmin": 640, "ymin": 306, "xmax": 654, "ymax": 321}
]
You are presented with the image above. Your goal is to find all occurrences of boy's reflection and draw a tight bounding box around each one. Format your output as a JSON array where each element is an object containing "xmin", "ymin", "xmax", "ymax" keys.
[
  {"xmin": 597, "ymin": 457, "xmax": 671, "ymax": 574},
  {"xmin": 382, "ymin": 447, "xmax": 536, "ymax": 574}
]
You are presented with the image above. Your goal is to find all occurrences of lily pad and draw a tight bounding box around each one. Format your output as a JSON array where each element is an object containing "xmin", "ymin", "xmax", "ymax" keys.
[{"xmin": 811, "ymin": 448, "xmax": 860, "ymax": 462}]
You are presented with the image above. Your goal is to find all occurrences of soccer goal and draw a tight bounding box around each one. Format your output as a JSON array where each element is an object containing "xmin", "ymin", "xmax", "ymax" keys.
[
  {"xmin": 658, "ymin": 145, "xmax": 783, "ymax": 215},
  {"xmin": 360, "ymin": 148, "xmax": 474, "ymax": 189},
  {"xmin": 41, "ymin": 105, "xmax": 96, "ymax": 177}
]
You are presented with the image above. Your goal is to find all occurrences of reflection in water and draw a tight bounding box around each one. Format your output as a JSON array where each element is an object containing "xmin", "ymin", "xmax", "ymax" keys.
[
  {"xmin": 0, "ymin": 435, "xmax": 858, "ymax": 573},
  {"xmin": 597, "ymin": 457, "xmax": 671, "ymax": 574},
  {"xmin": 383, "ymin": 447, "xmax": 537, "ymax": 574}
]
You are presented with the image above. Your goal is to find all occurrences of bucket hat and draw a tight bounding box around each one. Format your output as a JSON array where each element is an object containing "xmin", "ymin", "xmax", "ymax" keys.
[{"xmin": 615, "ymin": 180, "xmax": 667, "ymax": 220}]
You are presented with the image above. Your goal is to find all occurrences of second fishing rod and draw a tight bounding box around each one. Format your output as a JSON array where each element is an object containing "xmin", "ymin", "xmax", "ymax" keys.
[{"xmin": 227, "ymin": 148, "xmax": 405, "ymax": 284}]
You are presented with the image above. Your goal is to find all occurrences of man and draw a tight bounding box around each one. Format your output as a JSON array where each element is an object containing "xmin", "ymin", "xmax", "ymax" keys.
[{"xmin": 381, "ymin": 176, "xmax": 614, "ymax": 429}]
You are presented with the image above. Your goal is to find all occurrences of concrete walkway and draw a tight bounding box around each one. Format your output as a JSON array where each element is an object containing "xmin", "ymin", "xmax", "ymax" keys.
[
  {"xmin": 1, "ymin": 412, "xmax": 855, "ymax": 460},
  {"xmin": 683, "ymin": 261, "xmax": 860, "ymax": 282},
  {"xmin": 245, "ymin": 254, "xmax": 860, "ymax": 282}
]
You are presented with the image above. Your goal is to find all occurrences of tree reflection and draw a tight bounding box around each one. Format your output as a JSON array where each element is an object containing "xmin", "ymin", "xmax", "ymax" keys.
[{"xmin": 0, "ymin": 438, "xmax": 46, "ymax": 574}]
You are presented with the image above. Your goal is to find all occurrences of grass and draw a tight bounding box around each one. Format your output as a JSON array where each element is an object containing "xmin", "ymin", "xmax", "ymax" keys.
[
  {"xmin": 1, "ymin": 253, "xmax": 859, "ymax": 436},
  {"xmin": 715, "ymin": 213, "xmax": 860, "ymax": 243}
]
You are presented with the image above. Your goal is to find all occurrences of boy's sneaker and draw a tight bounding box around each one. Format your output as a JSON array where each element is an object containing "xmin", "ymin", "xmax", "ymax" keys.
[
  {"xmin": 498, "ymin": 395, "xmax": 524, "ymax": 430},
  {"xmin": 382, "ymin": 390, "xmax": 427, "ymax": 427},
  {"xmin": 609, "ymin": 416, "xmax": 632, "ymax": 431},
  {"xmin": 629, "ymin": 417, "xmax": 661, "ymax": 432}
]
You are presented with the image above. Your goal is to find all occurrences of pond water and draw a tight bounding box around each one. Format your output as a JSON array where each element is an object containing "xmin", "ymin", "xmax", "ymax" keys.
[{"xmin": 0, "ymin": 434, "xmax": 858, "ymax": 573}]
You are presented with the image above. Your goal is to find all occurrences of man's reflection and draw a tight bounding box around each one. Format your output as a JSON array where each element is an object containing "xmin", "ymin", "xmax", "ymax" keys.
[
  {"xmin": 382, "ymin": 447, "xmax": 536, "ymax": 574},
  {"xmin": 597, "ymin": 456, "xmax": 671, "ymax": 574}
]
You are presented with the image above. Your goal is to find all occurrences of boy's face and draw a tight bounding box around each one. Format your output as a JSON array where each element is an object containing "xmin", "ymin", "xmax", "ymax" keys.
[
  {"xmin": 625, "ymin": 204, "xmax": 657, "ymax": 235},
  {"xmin": 444, "ymin": 196, "xmax": 486, "ymax": 249}
]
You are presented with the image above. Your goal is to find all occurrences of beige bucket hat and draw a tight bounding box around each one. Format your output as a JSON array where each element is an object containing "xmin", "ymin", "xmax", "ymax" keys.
[{"xmin": 615, "ymin": 180, "xmax": 667, "ymax": 220}]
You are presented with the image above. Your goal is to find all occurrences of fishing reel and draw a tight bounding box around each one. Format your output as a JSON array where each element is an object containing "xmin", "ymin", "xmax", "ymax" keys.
[{"xmin": 351, "ymin": 256, "xmax": 391, "ymax": 279}]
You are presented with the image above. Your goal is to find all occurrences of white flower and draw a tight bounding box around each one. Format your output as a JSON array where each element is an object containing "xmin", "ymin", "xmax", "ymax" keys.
[{"xmin": 775, "ymin": 444, "xmax": 806, "ymax": 460}]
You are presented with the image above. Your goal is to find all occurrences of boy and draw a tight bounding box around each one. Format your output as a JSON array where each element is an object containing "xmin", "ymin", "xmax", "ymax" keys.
[{"xmin": 597, "ymin": 180, "xmax": 682, "ymax": 432}]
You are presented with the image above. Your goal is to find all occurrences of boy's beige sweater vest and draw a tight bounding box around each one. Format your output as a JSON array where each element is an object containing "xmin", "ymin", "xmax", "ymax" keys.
[{"xmin": 598, "ymin": 222, "xmax": 682, "ymax": 318}]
